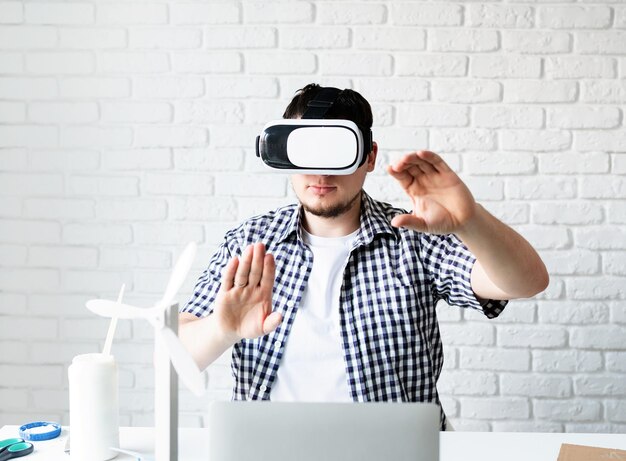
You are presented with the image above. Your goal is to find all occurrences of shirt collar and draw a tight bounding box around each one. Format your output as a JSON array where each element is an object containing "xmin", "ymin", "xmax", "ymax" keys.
[{"xmin": 276, "ymin": 191, "xmax": 396, "ymax": 246}]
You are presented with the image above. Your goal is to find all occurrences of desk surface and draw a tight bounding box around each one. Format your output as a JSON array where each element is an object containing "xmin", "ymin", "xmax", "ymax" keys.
[{"xmin": 1, "ymin": 425, "xmax": 625, "ymax": 461}]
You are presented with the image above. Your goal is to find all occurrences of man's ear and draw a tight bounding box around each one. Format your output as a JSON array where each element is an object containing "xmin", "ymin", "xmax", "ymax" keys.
[{"xmin": 366, "ymin": 141, "xmax": 378, "ymax": 172}]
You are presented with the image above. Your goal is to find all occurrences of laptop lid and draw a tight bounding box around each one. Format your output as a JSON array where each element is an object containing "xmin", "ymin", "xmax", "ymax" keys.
[{"xmin": 208, "ymin": 401, "xmax": 439, "ymax": 461}]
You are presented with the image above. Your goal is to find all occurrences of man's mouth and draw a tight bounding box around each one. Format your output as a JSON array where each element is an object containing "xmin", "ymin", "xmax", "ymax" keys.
[{"xmin": 308, "ymin": 185, "xmax": 337, "ymax": 195}]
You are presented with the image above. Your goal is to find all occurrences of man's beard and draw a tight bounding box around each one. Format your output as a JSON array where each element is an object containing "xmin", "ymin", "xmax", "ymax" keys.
[{"xmin": 301, "ymin": 190, "xmax": 361, "ymax": 219}]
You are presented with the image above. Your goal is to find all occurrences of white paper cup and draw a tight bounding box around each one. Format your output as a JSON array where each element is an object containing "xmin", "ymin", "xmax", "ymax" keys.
[{"xmin": 68, "ymin": 353, "xmax": 119, "ymax": 460}]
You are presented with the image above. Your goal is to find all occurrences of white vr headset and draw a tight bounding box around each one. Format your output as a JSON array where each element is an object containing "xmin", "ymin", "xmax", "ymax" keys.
[{"xmin": 255, "ymin": 87, "xmax": 373, "ymax": 175}]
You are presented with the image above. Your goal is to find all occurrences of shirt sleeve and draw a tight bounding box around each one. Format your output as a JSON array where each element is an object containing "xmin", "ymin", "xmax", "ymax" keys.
[
  {"xmin": 180, "ymin": 237, "xmax": 234, "ymax": 318},
  {"xmin": 419, "ymin": 232, "xmax": 508, "ymax": 319}
]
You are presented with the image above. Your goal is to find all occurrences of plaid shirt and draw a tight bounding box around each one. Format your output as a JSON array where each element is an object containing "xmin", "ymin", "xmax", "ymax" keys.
[{"xmin": 183, "ymin": 192, "xmax": 507, "ymax": 429}]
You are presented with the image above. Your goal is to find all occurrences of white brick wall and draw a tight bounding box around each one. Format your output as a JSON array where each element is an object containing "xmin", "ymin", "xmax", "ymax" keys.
[{"xmin": 0, "ymin": 0, "xmax": 624, "ymax": 432}]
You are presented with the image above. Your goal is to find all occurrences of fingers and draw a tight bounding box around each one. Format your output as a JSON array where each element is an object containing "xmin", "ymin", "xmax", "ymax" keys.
[
  {"xmin": 234, "ymin": 244, "xmax": 253, "ymax": 288},
  {"xmin": 386, "ymin": 165, "xmax": 414, "ymax": 189},
  {"xmin": 260, "ymin": 253, "xmax": 276, "ymax": 292},
  {"xmin": 391, "ymin": 214, "xmax": 428, "ymax": 232},
  {"xmin": 262, "ymin": 311, "xmax": 282, "ymax": 335},
  {"xmin": 220, "ymin": 256, "xmax": 239, "ymax": 292},
  {"xmin": 247, "ymin": 243, "xmax": 266, "ymax": 287},
  {"xmin": 389, "ymin": 151, "xmax": 451, "ymax": 175}
]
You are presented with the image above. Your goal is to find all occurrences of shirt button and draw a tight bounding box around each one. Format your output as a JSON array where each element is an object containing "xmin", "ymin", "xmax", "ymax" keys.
[
  {"xmin": 287, "ymin": 301, "xmax": 296, "ymax": 309},
  {"xmin": 274, "ymin": 340, "xmax": 282, "ymax": 349},
  {"xmin": 259, "ymin": 384, "xmax": 267, "ymax": 393}
]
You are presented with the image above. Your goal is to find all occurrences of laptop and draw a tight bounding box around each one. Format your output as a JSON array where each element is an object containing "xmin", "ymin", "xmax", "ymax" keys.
[{"xmin": 208, "ymin": 401, "xmax": 440, "ymax": 461}]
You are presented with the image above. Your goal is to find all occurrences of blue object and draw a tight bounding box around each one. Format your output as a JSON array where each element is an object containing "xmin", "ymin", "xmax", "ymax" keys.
[
  {"xmin": 0, "ymin": 438, "xmax": 34, "ymax": 460},
  {"xmin": 18, "ymin": 422, "xmax": 61, "ymax": 442}
]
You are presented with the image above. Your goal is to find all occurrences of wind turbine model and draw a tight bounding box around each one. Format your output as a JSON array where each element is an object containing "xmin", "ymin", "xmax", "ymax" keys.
[{"xmin": 87, "ymin": 242, "xmax": 205, "ymax": 461}]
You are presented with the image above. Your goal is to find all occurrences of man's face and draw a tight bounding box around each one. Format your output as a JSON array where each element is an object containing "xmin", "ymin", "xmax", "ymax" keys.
[{"xmin": 290, "ymin": 143, "xmax": 378, "ymax": 219}]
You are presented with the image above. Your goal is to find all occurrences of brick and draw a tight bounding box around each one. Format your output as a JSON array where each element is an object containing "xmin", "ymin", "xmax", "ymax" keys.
[
  {"xmin": 533, "ymin": 349, "xmax": 603, "ymax": 373},
  {"xmin": 62, "ymin": 317, "xmax": 131, "ymax": 340},
  {"xmin": 0, "ymin": 125, "xmax": 57, "ymax": 148},
  {"xmin": 280, "ymin": 26, "xmax": 350, "ymax": 49},
  {"xmin": 0, "ymin": 268, "xmax": 59, "ymax": 290},
  {"xmin": 110, "ymin": 343, "xmax": 154, "ymax": 366},
  {"xmin": 607, "ymin": 400, "xmax": 626, "ymax": 423},
  {"xmin": 471, "ymin": 56, "xmax": 541, "ymax": 79},
  {"xmin": 134, "ymin": 223, "xmax": 204, "ymax": 245},
  {"xmin": 614, "ymin": 155, "xmax": 626, "ymax": 174},
  {"xmin": 30, "ymin": 150, "xmax": 99, "ymax": 171},
  {"xmin": 208, "ymin": 125, "xmax": 257, "ymax": 149},
  {"xmin": 168, "ymin": 197, "xmax": 237, "ymax": 221},
  {"xmin": 460, "ymin": 397, "xmax": 529, "ymax": 420},
  {"xmin": 432, "ymin": 80, "xmax": 501, "ymax": 103},
  {"xmin": 482, "ymin": 201, "xmax": 529, "ymax": 225},
  {"xmin": 531, "ymin": 202, "xmax": 603, "ymax": 225},
  {"xmin": 465, "ymin": 152, "xmax": 535, "ymax": 175},
  {"xmin": 63, "ymin": 223, "xmax": 132, "ymax": 245},
  {"xmin": 473, "ymin": 106, "xmax": 543, "ymax": 129},
  {"xmin": 468, "ymin": 301, "xmax": 536, "ymax": 324},
  {"xmin": 0, "ymin": 2, "xmax": 22, "ymax": 24},
  {"xmin": 98, "ymin": 51, "xmax": 169, "ymax": 73},
  {"xmin": 25, "ymin": 3, "xmax": 94, "ymax": 24},
  {"xmin": 567, "ymin": 277, "xmax": 626, "ymax": 301},
  {"xmin": 502, "ymin": 31, "xmax": 571, "ymax": 54},
  {"xmin": 320, "ymin": 53, "xmax": 392, "ymax": 76},
  {"xmin": 548, "ymin": 106, "xmax": 619, "ymax": 129},
  {"xmin": 541, "ymin": 249, "xmax": 601, "ymax": 276},
  {"xmin": 501, "ymin": 374, "xmax": 571, "ymax": 398},
  {"xmin": 26, "ymin": 51, "xmax": 95, "ymax": 74},
  {"xmin": 246, "ymin": 51, "xmax": 316, "ymax": 74},
  {"xmin": 608, "ymin": 203, "xmax": 626, "ymax": 224},
  {"xmin": 397, "ymin": 104, "xmax": 468, "ymax": 127},
  {"xmin": 439, "ymin": 323, "xmax": 495, "ymax": 346},
  {"xmin": 506, "ymin": 178, "xmax": 576, "ymax": 200},
  {"xmin": 95, "ymin": 199, "xmax": 167, "ymax": 221},
  {"xmin": 503, "ymin": 81, "xmax": 578, "ymax": 103},
  {"xmin": 59, "ymin": 27, "xmax": 126, "ymax": 49},
  {"xmin": 356, "ymin": 78, "xmax": 428, "ymax": 102},
  {"xmin": 429, "ymin": 29, "xmax": 498, "ymax": 53},
  {"xmin": 391, "ymin": 4, "xmax": 462, "ymax": 26},
  {"xmin": 0, "ymin": 365, "xmax": 63, "ymax": 387},
  {"xmin": 512, "ymin": 226, "xmax": 571, "ymax": 250},
  {"xmin": 571, "ymin": 326, "xmax": 626, "ymax": 349},
  {"xmin": 100, "ymin": 247, "xmax": 170, "ymax": 269},
  {"xmin": 539, "ymin": 6, "xmax": 611, "ymax": 28},
  {"xmin": 375, "ymin": 127, "xmax": 428, "ymax": 150},
  {"xmin": 174, "ymin": 148, "xmax": 243, "ymax": 172},
  {"xmin": 534, "ymin": 400, "xmax": 601, "ymax": 422},
  {"xmin": 69, "ymin": 175, "xmax": 137, "ymax": 197},
  {"xmin": 582, "ymin": 81, "xmax": 626, "ymax": 103},
  {"xmin": 468, "ymin": 5, "xmax": 533, "ymax": 28},
  {"xmin": 244, "ymin": 2, "xmax": 312, "ymax": 23},
  {"xmin": 102, "ymin": 149, "xmax": 170, "ymax": 171},
  {"xmin": 575, "ymin": 31, "xmax": 626, "ymax": 54},
  {"xmin": 101, "ymin": 102, "xmax": 171, "ymax": 123},
  {"xmin": 463, "ymin": 177, "xmax": 504, "ymax": 201},
  {"xmin": 0, "ymin": 244, "xmax": 26, "ymax": 266},
  {"xmin": 0, "ymin": 219, "xmax": 60, "ymax": 244},
  {"xmin": 460, "ymin": 347, "xmax": 530, "ymax": 371},
  {"xmin": 170, "ymin": 3, "xmax": 239, "ymax": 25},
  {"xmin": 0, "ymin": 389, "xmax": 28, "ymax": 409},
  {"xmin": 24, "ymin": 198, "xmax": 94, "ymax": 219},
  {"xmin": 135, "ymin": 126, "xmax": 207, "ymax": 148},
  {"xmin": 172, "ymin": 51, "xmax": 241, "ymax": 73},
  {"xmin": 574, "ymin": 376, "xmax": 626, "ymax": 397},
  {"xmin": 175, "ymin": 101, "xmax": 243, "ymax": 124},
  {"xmin": 605, "ymin": 252, "xmax": 626, "ymax": 275},
  {"xmin": 538, "ymin": 301, "xmax": 608, "ymax": 325},
  {"xmin": 0, "ymin": 101, "xmax": 26, "ymax": 124},
  {"xmin": 59, "ymin": 77, "xmax": 130, "ymax": 98},
  {"xmin": 437, "ymin": 371, "xmax": 497, "ymax": 396},
  {"xmin": 318, "ymin": 3, "xmax": 385, "ymax": 24},
  {"xmin": 492, "ymin": 421, "xmax": 564, "ymax": 433},
  {"xmin": 0, "ymin": 52, "xmax": 22, "ymax": 72},
  {"xmin": 432, "ymin": 129, "xmax": 496, "ymax": 152},
  {"xmin": 397, "ymin": 54, "xmax": 467, "ymax": 77},
  {"xmin": 355, "ymin": 27, "xmax": 425, "ymax": 51},
  {"xmin": 130, "ymin": 28, "xmax": 202, "ymax": 49},
  {"xmin": 0, "ymin": 196, "xmax": 21, "ymax": 217},
  {"xmin": 61, "ymin": 127, "xmax": 132, "ymax": 148},
  {"xmin": 538, "ymin": 152, "xmax": 609, "ymax": 174},
  {"xmin": 546, "ymin": 57, "xmax": 615, "ymax": 79},
  {"xmin": 611, "ymin": 302, "xmax": 626, "ymax": 323},
  {"xmin": 0, "ymin": 25, "xmax": 57, "ymax": 49},
  {"xmin": 580, "ymin": 176, "xmax": 626, "ymax": 198},
  {"xmin": 64, "ymin": 269, "xmax": 129, "ymax": 293},
  {"xmin": 143, "ymin": 173, "xmax": 214, "ymax": 196},
  {"xmin": 29, "ymin": 102, "xmax": 99, "ymax": 123},
  {"xmin": 0, "ymin": 293, "xmax": 26, "ymax": 315},
  {"xmin": 577, "ymin": 131, "xmax": 626, "ymax": 153},
  {"xmin": 497, "ymin": 325, "xmax": 567, "ymax": 348},
  {"xmin": 133, "ymin": 76, "xmax": 204, "ymax": 99},
  {"xmin": 215, "ymin": 174, "xmax": 286, "ymax": 197},
  {"xmin": 205, "ymin": 76, "xmax": 277, "ymax": 98},
  {"xmin": 617, "ymin": 6, "xmax": 626, "ymax": 28},
  {"xmin": 0, "ymin": 172, "xmax": 63, "ymax": 196},
  {"xmin": 0, "ymin": 77, "xmax": 56, "ymax": 99},
  {"xmin": 607, "ymin": 352, "xmax": 626, "ymax": 372},
  {"xmin": 29, "ymin": 245, "xmax": 98, "ymax": 268},
  {"xmin": 97, "ymin": 3, "xmax": 167, "ymax": 25},
  {"xmin": 205, "ymin": 26, "xmax": 276, "ymax": 49}
]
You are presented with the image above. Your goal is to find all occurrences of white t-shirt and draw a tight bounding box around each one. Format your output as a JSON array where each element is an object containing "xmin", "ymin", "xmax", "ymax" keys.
[{"xmin": 270, "ymin": 228, "xmax": 358, "ymax": 402}]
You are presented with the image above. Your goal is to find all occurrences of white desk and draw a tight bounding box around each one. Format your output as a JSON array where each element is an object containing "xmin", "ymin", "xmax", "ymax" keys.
[{"xmin": 1, "ymin": 425, "xmax": 625, "ymax": 461}]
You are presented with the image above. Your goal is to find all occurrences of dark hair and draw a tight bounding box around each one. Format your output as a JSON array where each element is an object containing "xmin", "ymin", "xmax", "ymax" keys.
[{"xmin": 282, "ymin": 83, "xmax": 373, "ymax": 129}]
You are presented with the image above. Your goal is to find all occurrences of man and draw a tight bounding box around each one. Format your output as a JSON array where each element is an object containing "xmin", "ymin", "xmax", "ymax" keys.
[{"xmin": 179, "ymin": 84, "xmax": 549, "ymax": 429}]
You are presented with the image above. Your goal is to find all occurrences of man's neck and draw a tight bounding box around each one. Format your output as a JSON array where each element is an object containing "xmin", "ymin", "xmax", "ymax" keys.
[{"xmin": 302, "ymin": 195, "xmax": 362, "ymax": 238}]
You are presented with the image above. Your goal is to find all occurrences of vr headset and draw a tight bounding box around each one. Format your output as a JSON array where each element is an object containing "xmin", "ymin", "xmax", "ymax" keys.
[{"xmin": 255, "ymin": 87, "xmax": 373, "ymax": 175}]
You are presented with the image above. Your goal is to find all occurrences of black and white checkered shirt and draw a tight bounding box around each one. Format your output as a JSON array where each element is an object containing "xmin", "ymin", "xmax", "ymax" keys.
[{"xmin": 182, "ymin": 192, "xmax": 507, "ymax": 429}]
